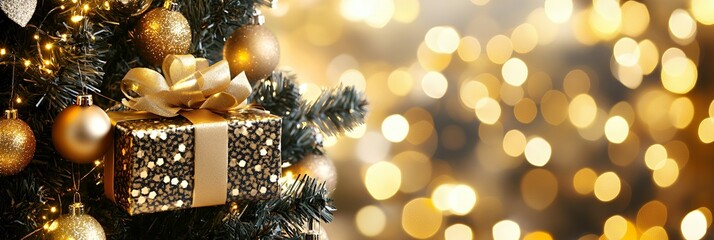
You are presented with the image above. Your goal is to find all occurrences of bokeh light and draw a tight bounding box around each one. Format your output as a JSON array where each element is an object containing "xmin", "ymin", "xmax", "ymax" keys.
[
  {"xmin": 502, "ymin": 58, "xmax": 528, "ymax": 87},
  {"xmin": 458, "ymin": 36, "xmax": 481, "ymax": 62},
  {"xmin": 447, "ymin": 184, "xmax": 478, "ymax": 215},
  {"xmin": 487, "ymin": 35, "xmax": 514, "ymax": 64},
  {"xmin": 605, "ymin": 116, "xmax": 629, "ymax": 144},
  {"xmin": 669, "ymin": 9, "xmax": 697, "ymax": 44},
  {"xmin": 691, "ymin": 0, "xmax": 714, "ymax": 25},
  {"xmin": 382, "ymin": 114, "xmax": 409, "ymax": 142},
  {"xmin": 445, "ymin": 224, "xmax": 473, "ymax": 240},
  {"xmin": 524, "ymin": 137, "xmax": 552, "ymax": 167},
  {"xmin": 355, "ymin": 205, "xmax": 387, "ymax": 237},
  {"xmin": 421, "ymin": 71, "xmax": 449, "ymax": 99},
  {"xmin": 603, "ymin": 215, "xmax": 628, "ymax": 240},
  {"xmin": 573, "ymin": 168, "xmax": 597, "ymax": 195},
  {"xmin": 568, "ymin": 94, "xmax": 597, "ymax": 128},
  {"xmin": 493, "ymin": 220, "xmax": 521, "ymax": 240},
  {"xmin": 681, "ymin": 209, "xmax": 708, "ymax": 240},
  {"xmin": 402, "ymin": 198, "xmax": 442, "ymax": 239},
  {"xmin": 544, "ymin": 0, "xmax": 573, "ymax": 23},
  {"xmin": 364, "ymin": 161, "xmax": 402, "ymax": 200},
  {"xmin": 594, "ymin": 172, "xmax": 621, "ymax": 202},
  {"xmin": 475, "ymin": 97, "xmax": 502, "ymax": 124},
  {"xmin": 503, "ymin": 129, "xmax": 527, "ymax": 157}
]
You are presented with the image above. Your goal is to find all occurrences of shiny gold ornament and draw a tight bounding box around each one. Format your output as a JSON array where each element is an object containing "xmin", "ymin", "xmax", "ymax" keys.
[
  {"xmin": 52, "ymin": 95, "xmax": 112, "ymax": 164},
  {"xmin": 223, "ymin": 24, "xmax": 280, "ymax": 85},
  {"xmin": 0, "ymin": 109, "xmax": 35, "ymax": 176},
  {"xmin": 107, "ymin": 0, "xmax": 152, "ymax": 16},
  {"xmin": 48, "ymin": 202, "xmax": 106, "ymax": 240},
  {"xmin": 134, "ymin": 1, "xmax": 191, "ymax": 66},
  {"xmin": 0, "ymin": 0, "xmax": 37, "ymax": 27},
  {"xmin": 284, "ymin": 154, "xmax": 337, "ymax": 193}
]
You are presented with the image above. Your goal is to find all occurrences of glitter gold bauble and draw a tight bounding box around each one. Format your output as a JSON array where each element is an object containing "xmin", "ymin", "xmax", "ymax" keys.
[
  {"xmin": 0, "ymin": 0, "xmax": 37, "ymax": 27},
  {"xmin": 108, "ymin": 0, "xmax": 152, "ymax": 16},
  {"xmin": 134, "ymin": 5, "xmax": 191, "ymax": 66},
  {"xmin": 52, "ymin": 95, "xmax": 112, "ymax": 164},
  {"xmin": 284, "ymin": 154, "xmax": 337, "ymax": 193},
  {"xmin": 0, "ymin": 109, "xmax": 35, "ymax": 176},
  {"xmin": 223, "ymin": 24, "xmax": 280, "ymax": 85},
  {"xmin": 48, "ymin": 202, "xmax": 106, "ymax": 240}
]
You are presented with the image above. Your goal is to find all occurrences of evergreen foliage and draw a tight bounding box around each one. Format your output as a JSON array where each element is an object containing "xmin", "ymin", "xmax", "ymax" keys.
[{"xmin": 0, "ymin": 0, "xmax": 367, "ymax": 238}]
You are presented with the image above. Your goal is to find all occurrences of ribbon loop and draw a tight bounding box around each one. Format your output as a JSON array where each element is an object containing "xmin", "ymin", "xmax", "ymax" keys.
[{"xmin": 121, "ymin": 54, "xmax": 252, "ymax": 117}]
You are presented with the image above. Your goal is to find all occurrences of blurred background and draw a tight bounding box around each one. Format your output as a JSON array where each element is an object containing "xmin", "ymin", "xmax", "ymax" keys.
[{"xmin": 268, "ymin": 0, "xmax": 714, "ymax": 239}]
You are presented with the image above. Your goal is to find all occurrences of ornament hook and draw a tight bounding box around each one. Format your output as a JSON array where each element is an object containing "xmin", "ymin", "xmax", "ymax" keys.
[{"xmin": 73, "ymin": 192, "xmax": 82, "ymax": 204}]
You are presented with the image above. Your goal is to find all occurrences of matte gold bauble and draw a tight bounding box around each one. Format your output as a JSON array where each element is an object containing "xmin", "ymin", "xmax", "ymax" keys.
[
  {"xmin": 108, "ymin": 0, "xmax": 152, "ymax": 16},
  {"xmin": 52, "ymin": 95, "xmax": 112, "ymax": 164},
  {"xmin": 134, "ymin": 4, "xmax": 191, "ymax": 66},
  {"xmin": 48, "ymin": 202, "xmax": 106, "ymax": 240},
  {"xmin": 0, "ymin": 109, "xmax": 35, "ymax": 176},
  {"xmin": 223, "ymin": 24, "xmax": 280, "ymax": 85},
  {"xmin": 284, "ymin": 154, "xmax": 337, "ymax": 193}
]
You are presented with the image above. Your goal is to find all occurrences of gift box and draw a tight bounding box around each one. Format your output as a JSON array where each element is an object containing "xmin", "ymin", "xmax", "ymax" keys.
[
  {"xmin": 104, "ymin": 54, "xmax": 282, "ymax": 215},
  {"xmin": 104, "ymin": 109, "xmax": 282, "ymax": 215}
]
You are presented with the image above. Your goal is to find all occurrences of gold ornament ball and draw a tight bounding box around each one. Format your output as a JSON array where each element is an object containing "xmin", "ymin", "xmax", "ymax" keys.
[
  {"xmin": 108, "ymin": 0, "xmax": 152, "ymax": 16},
  {"xmin": 134, "ymin": 7, "xmax": 191, "ymax": 66},
  {"xmin": 48, "ymin": 203, "xmax": 106, "ymax": 240},
  {"xmin": 223, "ymin": 24, "xmax": 280, "ymax": 85},
  {"xmin": 284, "ymin": 154, "xmax": 337, "ymax": 193},
  {"xmin": 52, "ymin": 96, "xmax": 112, "ymax": 164},
  {"xmin": 0, "ymin": 110, "xmax": 35, "ymax": 176},
  {"xmin": 0, "ymin": 0, "xmax": 37, "ymax": 27}
]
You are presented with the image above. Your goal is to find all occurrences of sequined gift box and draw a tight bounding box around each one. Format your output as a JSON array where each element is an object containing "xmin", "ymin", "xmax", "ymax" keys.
[{"xmin": 103, "ymin": 109, "xmax": 281, "ymax": 215}]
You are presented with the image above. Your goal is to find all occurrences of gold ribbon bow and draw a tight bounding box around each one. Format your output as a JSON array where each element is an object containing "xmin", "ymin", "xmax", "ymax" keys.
[{"xmin": 121, "ymin": 54, "xmax": 252, "ymax": 117}]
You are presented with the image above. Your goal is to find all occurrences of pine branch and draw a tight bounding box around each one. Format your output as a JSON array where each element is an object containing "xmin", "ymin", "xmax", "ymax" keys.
[
  {"xmin": 302, "ymin": 85, "xmax": 368, "ymax": 137},
  {"xmin": 224, "ymin": 175, "xmax": 335, "ymax": 239},
  {"xmin": 250, "ymin": 71, "xmax": 301, "ymax": 116},
  {"xmin": 250, "ymin": 71, "xmax": 323, "ymax": 164}
]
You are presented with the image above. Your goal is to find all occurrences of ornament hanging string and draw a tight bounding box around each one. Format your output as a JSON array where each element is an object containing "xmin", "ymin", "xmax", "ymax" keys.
[{"xmin": 9, "ymin": 54, "xmax": 15, "ymax": 109}]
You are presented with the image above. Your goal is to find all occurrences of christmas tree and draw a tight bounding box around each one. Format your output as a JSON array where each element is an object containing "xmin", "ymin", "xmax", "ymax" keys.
[{"xmin": 0, "ymin": 0, "xmax": 367, "ymax": 239}]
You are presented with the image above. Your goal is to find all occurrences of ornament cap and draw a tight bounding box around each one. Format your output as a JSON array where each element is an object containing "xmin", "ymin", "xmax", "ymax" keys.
[
  {"xmin": 304, "ymin": 218, "xmax": 321, "ymax": 240},
  {"xmin": 4, "ymin": 109, "xmax": 18, "ymax": 119},
  {"xmin": 249, "ymin": 8, "xmax": 265, "ymax": 25},
  {"xmin": 69, "ymin": 202, "xmax": 85, "ymax": 216},
  {"xmin": 76, "ymin": 95, "xmax": 93, "ymax": 106},
  {"xmin": 162, "ymin": 0, "xmax": 178, "ymax": 11},
  {"xmin": 305, "ymin": 233, "xmax": 320, "ymax": 240}
]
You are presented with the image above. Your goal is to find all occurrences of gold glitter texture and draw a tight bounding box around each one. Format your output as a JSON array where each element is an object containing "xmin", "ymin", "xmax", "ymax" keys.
[
  {"xmin": 0, "ymin": 109, "xmax": 35, "ymax": 176},
  {"xmin": 0, "ymin": 0, "xmax": 36, "ymax": 27},
  {"xmin": 223, "ymin": 25, "xmax": 280, "ymax": 85},
  {"xmin": 48, "ymin": 203, "xmax": 106, "ymax": 240},
  {"xmin": 134, "ymin": 7, "xmax": 191, "ymax": 66}
]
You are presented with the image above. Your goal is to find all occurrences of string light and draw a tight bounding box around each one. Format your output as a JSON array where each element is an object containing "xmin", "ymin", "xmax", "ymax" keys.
[
  {"xmin": 44, "ymin": 43, "xmax": 53, "ymax": 50},
  {"xmin": 23, "ymin": 60, "xmax": 31, "ymax": 67},
  {"xmin": 0, "ymin": 48, "xmax": 6, "ymax": 55},
  {"xmin": 71, "ymin": 15, "xmax": 84, "ymax": 22}
]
